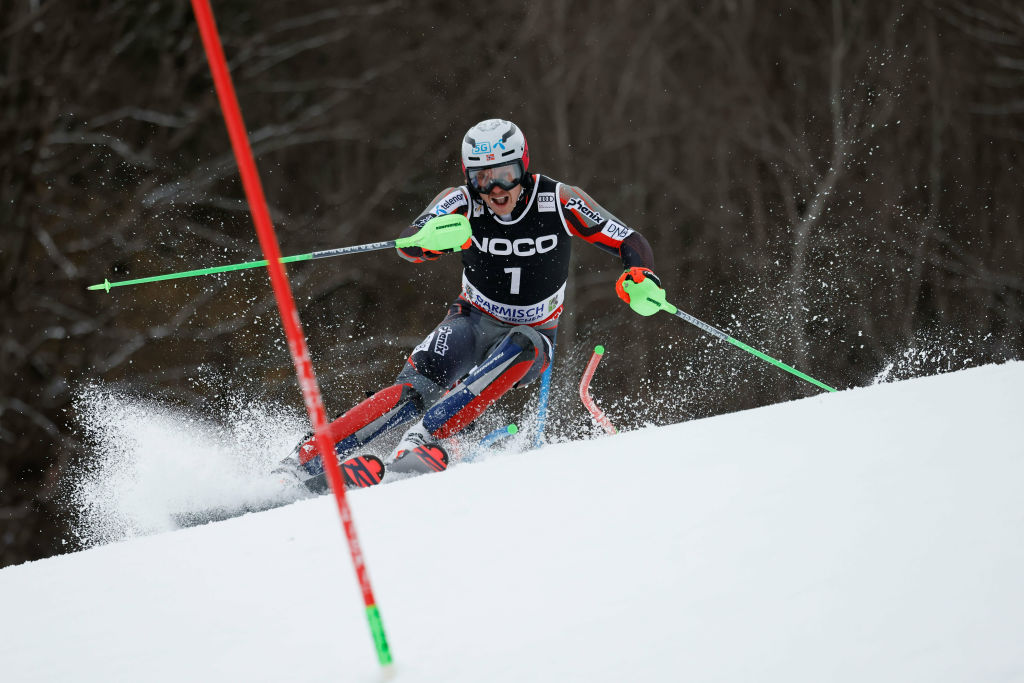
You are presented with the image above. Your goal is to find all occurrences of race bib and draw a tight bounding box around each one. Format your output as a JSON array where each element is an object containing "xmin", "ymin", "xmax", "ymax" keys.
[{"xmin": 461, "ymin": 274, "xmax": 565, "ymax": 325}]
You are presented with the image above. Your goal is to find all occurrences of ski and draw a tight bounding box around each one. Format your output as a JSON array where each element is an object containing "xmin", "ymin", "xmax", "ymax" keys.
[
  {"xmin": 341, "ymin": 453, "xmax": 387, "ymax": 487},
  {"xmin": 174, "ymin": 419, "xmax": 518, "ymax": 530},
  {"xmin": 172, "ymin": 453, "xmax": 385, "ymax": 529},
  {"xmin": 285, "ymin": 452, "xmax": 385, "ymax": 495},
  {"xmin": 391, "ymin": 443, "xmax": 449, "ymax": 475},
  {"xmin": 171, "ymin": 497, "xmax": 301, "ymax": 528}
]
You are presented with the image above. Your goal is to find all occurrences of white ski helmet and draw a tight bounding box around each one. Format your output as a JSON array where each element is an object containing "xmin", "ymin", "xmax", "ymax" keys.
[{"xmin": 461, "ymin": 119, "xmax": 530, "ymax": 193}]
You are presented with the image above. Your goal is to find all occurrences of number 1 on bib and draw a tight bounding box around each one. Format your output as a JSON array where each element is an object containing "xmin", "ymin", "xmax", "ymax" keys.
[{"xmin": 504, "ymin": 267, "xmax": 521, "ymax": 294}]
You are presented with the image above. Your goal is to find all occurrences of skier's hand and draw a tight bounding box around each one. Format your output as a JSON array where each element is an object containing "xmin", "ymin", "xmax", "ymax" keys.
[
  {"xmin": 400, "ymin": 214, "xmax": 472, "ymax": 254},
  {"xmin": 616, "ymin": 267, "xmax": 667, "ymax": 316}
]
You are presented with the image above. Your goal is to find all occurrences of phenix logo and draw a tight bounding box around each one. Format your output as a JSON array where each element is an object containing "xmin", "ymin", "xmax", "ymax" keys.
[
  {"xmin": 564, "ymin": 197, "xmax": 603, "ymax": 223},
  {"xmin": 434, "ymin": 326, "xmax": 452, "ymax": 356}
]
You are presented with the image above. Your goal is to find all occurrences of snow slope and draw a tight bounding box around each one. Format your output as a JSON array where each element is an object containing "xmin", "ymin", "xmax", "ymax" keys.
[{"xmin": 2, "ymin": 363, "xmax": 1023, "ymax": 682}]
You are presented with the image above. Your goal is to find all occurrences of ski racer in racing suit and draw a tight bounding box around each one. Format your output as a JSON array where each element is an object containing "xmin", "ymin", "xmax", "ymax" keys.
[{"xmin": 287, "ymin": 119, "xmax": 668, "ymax": 490}]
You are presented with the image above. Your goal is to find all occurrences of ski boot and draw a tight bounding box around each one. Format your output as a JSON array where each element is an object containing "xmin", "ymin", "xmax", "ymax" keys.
[{"xmin": 390, "ymin": 422, "xmax": 449, "ymax": 474}]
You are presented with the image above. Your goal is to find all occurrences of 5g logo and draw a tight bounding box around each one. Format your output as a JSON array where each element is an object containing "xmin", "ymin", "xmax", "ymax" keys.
[{"xmin": 473, "ymin": 140, "xmax": 507, "ymax": 154}]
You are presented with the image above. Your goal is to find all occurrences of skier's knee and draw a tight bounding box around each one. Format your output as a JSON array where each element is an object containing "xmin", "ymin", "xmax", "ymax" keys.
[
  {"xmin": 395, "ymin": 365, "xmax": 446, "ymax": 406},
  {"xmin": 501, "ymin": 325, "xmax": 550, "ymax": 388}
]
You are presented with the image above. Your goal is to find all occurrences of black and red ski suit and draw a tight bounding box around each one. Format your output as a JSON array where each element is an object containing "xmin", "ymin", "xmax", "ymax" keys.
[
  {"xmin": 392, "ymin": 173, "xmax": 655, "ymax": 436},
  {"xmin": 292, "ymin": 173, "xmax": 654, "ymax": 482}
]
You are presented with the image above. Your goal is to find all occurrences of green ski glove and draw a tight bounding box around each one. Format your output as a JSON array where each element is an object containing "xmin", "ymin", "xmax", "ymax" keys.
[
  {"xmin": 616, "ymin": 267, "xmax": 668, "ymax": 316},
  {"xmin": 396, "ymin": 214, "xmax": 472, "ymax": 253}
]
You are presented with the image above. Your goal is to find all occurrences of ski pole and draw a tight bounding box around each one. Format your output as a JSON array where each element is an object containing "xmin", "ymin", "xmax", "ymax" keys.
[
  {"xmin": 465, "ymin": 424, "xmax": 518, "ymax": 463},
  {"xmin": 662, "ymin": 302, "xmax": 837, "ymax": 393},
  {"xmin": 87, "ymin": 214, "xmax": 471, "ymax": 293},
  {"xmin": 533, "ymin": 328, "xmax": 557, "ymax": 448},
  {"xmin": 479, "ymin": 423, "xmax": 519, "ymax": 448}
]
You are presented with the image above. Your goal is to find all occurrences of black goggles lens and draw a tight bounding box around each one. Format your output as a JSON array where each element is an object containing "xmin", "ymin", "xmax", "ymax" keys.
[{"xmin": 467, "ymin": 161, "xmax": 524, "ymax": 193}]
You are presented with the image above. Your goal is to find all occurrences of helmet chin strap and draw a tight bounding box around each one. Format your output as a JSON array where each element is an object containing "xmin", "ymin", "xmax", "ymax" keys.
[{"xmin": 520, "ymin": 172, "xmax": 535, "ymax": 193}]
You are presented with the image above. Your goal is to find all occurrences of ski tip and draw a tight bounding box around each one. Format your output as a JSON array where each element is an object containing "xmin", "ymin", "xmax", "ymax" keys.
[
  {"xmin": 506, "ymin": 424, "xmax": 519, "ymax": 435},
  {"xmin": 594, "ymin": 345, "xmax": 605, "ymax": 355},
  {"xmin": 341, "ymin": 453, "xmax": 386, "ymax": 489}
]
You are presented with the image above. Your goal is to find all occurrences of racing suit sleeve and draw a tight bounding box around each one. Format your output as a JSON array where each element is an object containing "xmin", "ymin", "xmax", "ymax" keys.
[
  {"xmin": 556, "ymin": 184, "xmax": 654, "ymax": 270},
  {"xmin": 397, "ymin": 187, "xmax": 472, "ymax": 263}
]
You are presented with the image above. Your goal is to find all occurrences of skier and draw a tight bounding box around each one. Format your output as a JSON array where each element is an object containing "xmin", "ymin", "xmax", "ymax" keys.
[{"xmin": 285, "ymin": 118, "xmax": 668, "ymax": 491}]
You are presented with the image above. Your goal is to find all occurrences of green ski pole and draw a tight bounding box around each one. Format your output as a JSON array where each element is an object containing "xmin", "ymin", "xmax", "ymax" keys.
[
  {"xmin": 622, "ymin": 279, "xmax": 836, "ymax": 392},
  {"xmin": 664, "ymin": 302, "xmax": 837, "ymax": 392},
  {"xmin": 88, "ymin": 214, "xmax": 471, "ymax": 293}
]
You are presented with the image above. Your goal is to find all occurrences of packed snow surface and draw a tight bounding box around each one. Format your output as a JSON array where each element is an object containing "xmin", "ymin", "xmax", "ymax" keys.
[{"xmin": 3, "ymin": 362, "xmax": 1023, "ymax": 682}]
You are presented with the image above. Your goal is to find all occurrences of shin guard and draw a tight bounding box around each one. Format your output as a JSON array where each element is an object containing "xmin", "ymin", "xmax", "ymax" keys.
[
  {"xmin": 294, "ymin": 383, "xmax": 422, "ymax": 478},
  {"xmin": 422, "ymin": 328, "xmax": 547, "ymax": 439}
]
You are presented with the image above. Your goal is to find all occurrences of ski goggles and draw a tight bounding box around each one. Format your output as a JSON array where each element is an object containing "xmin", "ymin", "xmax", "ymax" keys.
[{"xmin": 466, "ymin": 161, "xmax": 525, "ymax": 194}]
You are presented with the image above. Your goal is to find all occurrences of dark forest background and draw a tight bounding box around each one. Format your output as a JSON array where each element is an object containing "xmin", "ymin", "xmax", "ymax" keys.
[{"xmin": 3, "ymin": 0, "xmax": 1023, "ymax": 568}]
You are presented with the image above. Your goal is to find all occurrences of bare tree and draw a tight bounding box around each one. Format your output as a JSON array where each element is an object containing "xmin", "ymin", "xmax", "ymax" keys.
[{"xmin": 3, "ymin": 0, "xmax": 1022, "ymax": 567}]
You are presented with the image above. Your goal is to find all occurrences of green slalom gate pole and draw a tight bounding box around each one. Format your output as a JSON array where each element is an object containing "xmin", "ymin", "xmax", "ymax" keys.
[
  {"xmin": 662, "ymin": 301, "xmax": 838, "ymax": 393},
  {"xmin": 88, "ymin": 214, "xmax": 471, "ymax": 293}
]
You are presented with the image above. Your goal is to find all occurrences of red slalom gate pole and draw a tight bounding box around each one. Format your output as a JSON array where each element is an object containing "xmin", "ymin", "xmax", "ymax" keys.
[
  {"xmin": 189, "ymin": 0, "xmax": 392, "ymax": 666},
  {"xmin": 580, "ymin": 346, "xmax": 617, "ymax": 435}
]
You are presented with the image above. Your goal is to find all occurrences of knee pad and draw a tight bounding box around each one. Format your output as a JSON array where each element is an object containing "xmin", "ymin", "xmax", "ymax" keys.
[
  {"xmin": 499, "ymin": 325, "xmax": 550, "ymax": 387},
  {"xmin": 293, "ymin": 382, "xmax": 423, "ymax": 470},
  {"xmin": 395, "ymin": 364, "xmax": 446, "ymax": 407}
]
